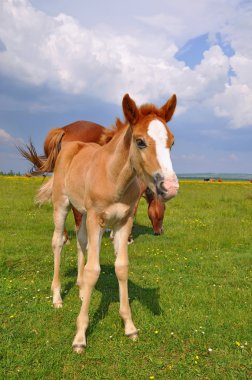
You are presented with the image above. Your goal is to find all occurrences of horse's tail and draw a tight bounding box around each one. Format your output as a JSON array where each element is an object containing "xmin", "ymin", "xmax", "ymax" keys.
[
  {"xmin": 17, "ymin": 139, "xmax": 46, "ymax": 175},
  {"xmin": 18, "ymin": 128, "xmax": 65, "ymax": 175},
  {"xmin": 35, "ymin": 176, "xmax": 54, "ymax": 206}
]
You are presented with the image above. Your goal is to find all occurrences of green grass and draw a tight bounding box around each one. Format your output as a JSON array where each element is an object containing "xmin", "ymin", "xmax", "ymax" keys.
[{"xmin": 0, "ymin": 177, "xmax": 251, "ymax": 379}]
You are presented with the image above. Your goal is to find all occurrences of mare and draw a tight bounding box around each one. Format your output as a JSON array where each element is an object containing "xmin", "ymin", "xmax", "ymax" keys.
[
  {"xmin": 19, "ymin": 121, "xmax": 166, "ymax": 236},
  {"xmin": 36, "ymin": 93, "xmax": 179, "ymax": 352}
]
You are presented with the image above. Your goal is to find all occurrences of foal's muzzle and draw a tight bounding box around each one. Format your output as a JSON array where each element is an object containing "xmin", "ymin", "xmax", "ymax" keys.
[{"xmin": 154, "ymin": 173, "xmax": 179, "ymax": 201}]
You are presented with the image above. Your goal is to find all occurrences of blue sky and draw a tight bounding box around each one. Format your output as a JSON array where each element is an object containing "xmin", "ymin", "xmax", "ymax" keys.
[{"xmin": 0, "ymin": 0, "xmax": 252, "ymax": 173}]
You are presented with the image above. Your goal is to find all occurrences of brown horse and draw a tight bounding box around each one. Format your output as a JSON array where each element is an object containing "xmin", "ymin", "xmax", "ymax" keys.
[
  {"xmin": 36, "ymin": 93, "xmax": 179, "ymax": 352},
  {"xmin": 19, "ymin": 120, "xmax": 166, "ymax": 236}
]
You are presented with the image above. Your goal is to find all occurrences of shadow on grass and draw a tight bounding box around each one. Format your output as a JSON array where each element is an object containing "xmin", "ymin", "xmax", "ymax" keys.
[
  {"xmin": 64, "ymin": 264, "xmax": 162, "ymax": 337},
  {"xmin": 131, "ymin": 223, "xmax": 153, "ymax": 240},
  {"xmin": 64, "ymin": 221, "xmax": 154, "ymax": 245}
]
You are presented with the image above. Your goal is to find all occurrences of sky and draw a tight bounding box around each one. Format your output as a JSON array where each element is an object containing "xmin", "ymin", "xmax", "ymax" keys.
[{"xmin": 0, "ymin": 0, "xmax": 252, "ymax": 174}]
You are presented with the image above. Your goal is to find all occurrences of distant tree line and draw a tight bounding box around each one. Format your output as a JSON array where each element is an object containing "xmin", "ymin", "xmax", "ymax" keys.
[{"xmin": 0, "ymin": 170, "xmax": 23, "ymax": 176}]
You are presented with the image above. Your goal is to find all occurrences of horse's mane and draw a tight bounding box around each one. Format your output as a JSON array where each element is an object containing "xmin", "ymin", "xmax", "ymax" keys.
[{"xmin": 99, "ymin": 103, "xmax": 163, "ymax": 145}]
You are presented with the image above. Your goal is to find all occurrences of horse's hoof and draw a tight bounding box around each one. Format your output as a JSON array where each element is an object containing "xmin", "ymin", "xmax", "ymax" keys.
[
  {"xmin": 53, "ymin": 302, "xmax": 63, "ymax": 308},
  {"xmin": 73, "ymin": 344, "xmax": 86, "ymax": 354}
]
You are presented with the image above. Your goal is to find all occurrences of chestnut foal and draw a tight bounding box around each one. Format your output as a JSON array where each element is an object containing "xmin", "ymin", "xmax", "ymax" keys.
[
  {"xmin": 36, "ymin": 94, "xmax": 179, "ymax": 352},
  {"xmin": 19, "ymin": 120, "xmax": 166, "ymax": 236}
]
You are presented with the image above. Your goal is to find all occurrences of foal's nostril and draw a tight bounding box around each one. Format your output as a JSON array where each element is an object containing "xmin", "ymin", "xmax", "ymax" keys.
[
  {"xmin": 154, "ymin": 173, "xmax": 164, "ymax": 184},
  {"xmin": 154, "ymin": 173, "xmax": 166, "ymax": 196},
  {"xmin": 159, "ymin": 181, "xmax": 167, "ymax": 192},
  {"xmin": 156, "ymin": 180, "xmax": 167, "ymax": 196}
]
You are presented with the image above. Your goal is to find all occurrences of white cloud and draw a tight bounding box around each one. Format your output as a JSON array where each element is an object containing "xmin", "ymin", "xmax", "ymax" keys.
[
  {"xmin": 230, "ymin": 54, "xmax": 252, "ymax": 88},
  {"xmin": 0, "ymin": 128, "xmax": 24, "ymax": 145},
  {"xmin": 206, "ymin": 1, "xmax": 252, "ymax": 128},
  {"xmin": 136, "ymin": 0, "xmax": 241, "ymax": 46},
  {"xmin": 0, "ymin": 0, "xmax": 252, "ymax": 128},
  {"xmin": 211, "ymin": 82, "xmax": 252, "ymax": 128}
]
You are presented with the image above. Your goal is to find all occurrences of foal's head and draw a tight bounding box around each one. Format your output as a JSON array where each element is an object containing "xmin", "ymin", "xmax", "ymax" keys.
[{"xmin": 122, "ymin": 94, "xmax": 179, "ymax": 202}]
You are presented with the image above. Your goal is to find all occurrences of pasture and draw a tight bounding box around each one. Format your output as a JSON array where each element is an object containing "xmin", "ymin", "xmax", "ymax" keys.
[{"xmin": 0, "ymin": 176, "xmax": 251, "ymax": 379}]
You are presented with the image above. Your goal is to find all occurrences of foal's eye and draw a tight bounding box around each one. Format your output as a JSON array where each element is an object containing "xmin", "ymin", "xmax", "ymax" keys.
[{"xmin": 136, "ymin": 138, "xmax": 147, "ymax": 149}]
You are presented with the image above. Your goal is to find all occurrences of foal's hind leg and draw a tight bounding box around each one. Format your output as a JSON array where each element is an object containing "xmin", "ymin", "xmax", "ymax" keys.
[
  {"xmin": 51, "ymin": 200, "xmax": 70, "ymax": 308},
  {"xmin": 113, "ymin": 217, "xmax": 138, "ymax": 340},
  {"xmin": 75, "ymin": 213, "xmax": 87, "ymax": 300}
]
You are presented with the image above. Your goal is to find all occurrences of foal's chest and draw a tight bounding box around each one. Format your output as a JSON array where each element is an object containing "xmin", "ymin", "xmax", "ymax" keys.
[{"xmin": 100, "ymin": 203, "xmax": 131, "ymax": 227}]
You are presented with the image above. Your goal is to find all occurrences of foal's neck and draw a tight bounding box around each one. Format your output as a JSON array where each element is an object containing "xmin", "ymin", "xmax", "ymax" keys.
[{"xmin": 106, "ymin": 126, "xmax": 136, "ymax": 196}]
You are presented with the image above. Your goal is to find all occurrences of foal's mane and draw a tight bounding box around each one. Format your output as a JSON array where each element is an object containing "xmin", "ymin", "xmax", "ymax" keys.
[
  {"xmin": 99, "ymin": 103, "xmax": 164, "ymax": 145},
  {"xmin": 99, "ymin": 118, "xmax": 126, "ymax": 145},
  {"xmin": 139, "ymin": 103, "xmax": 164, "ymax": 119}
]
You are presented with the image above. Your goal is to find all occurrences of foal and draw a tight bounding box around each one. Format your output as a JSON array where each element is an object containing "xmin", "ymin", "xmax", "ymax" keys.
[
  {"xmin": 37, "ymin": 93, "xmax": 179, "ymax": 352},
  {"xmin": 19, "ymin": 120, "xmax": 166, "ymax": 236}
]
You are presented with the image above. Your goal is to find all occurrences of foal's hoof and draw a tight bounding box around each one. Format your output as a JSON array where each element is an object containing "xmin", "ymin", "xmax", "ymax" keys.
[
  {"xmin": 129, "ymin": 333, "xmax": 138, "ymax": 341},
  {"xmin": 126, "ymin": 330, "xmax": 139, "ymax": 341},
  {"xmin": 127, "ymin": 236, "xmax": 134, "ymax": 245},
  {"xmin": 73, "ymin": 344, "xmax": 86, "ymax": 354},
  {"xmin": 53, "ymin": 301, "xmax": 63, "ymax": 309}
]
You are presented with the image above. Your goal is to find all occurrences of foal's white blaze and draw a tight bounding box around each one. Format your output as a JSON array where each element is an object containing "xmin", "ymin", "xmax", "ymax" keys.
[{"xmin": 148, "ymin": 119, "xmax": 174, "ymax": 177}]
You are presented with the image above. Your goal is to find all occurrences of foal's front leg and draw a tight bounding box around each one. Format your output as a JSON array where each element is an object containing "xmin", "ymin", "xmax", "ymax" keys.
[
  {"xmin": 72, "ymin": 212, "xmax": 103, "ymax": 353},
  {"xmin": 114, "ymin": 217, "xmax": 138, "ymax": 340}
]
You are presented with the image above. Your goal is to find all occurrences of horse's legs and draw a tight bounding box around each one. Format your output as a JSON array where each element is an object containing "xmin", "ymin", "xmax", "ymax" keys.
[
  {"xmin": 72, "ymin": 206, "xmax": 83, "ymax": 231},
  {"xmin": 113, "ymin": 217, "xmax": 138, "ymax": 340},
  {"xmin": 63, "ymin": 227, "xmax": 70, "ymax": 245},
  {"xmin": 62, "ymin": 206, "xmax": 83, "ymax": 245},
  {"xmin": 51, "ymin": 201, "xmax": 69, "ymax": 308},
  {"xmin": 72, "ymin": 212, "xmax": 103, "ymax": 353},
  {"xmin": 75, "ymin": 213, "xmax": 87, "ymax": 300}
]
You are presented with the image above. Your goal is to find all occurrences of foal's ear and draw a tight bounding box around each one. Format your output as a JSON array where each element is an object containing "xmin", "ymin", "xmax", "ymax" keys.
[
  {"xmin": 160, "ymin": 94, "xmax": 177, "ymax": 122},
  {"xmin": 122, "ymin": 94, "xmax": 139, "ymax": 125}
]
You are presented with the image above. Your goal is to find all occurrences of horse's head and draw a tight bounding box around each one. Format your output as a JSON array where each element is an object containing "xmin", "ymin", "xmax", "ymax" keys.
[
  {"xmin": 145, "ymin": 187, "xmax": 165, "ymax": 235},
  {"xmin": 122, "ymin": 94, "xmax": 179, "ymax": 202}
]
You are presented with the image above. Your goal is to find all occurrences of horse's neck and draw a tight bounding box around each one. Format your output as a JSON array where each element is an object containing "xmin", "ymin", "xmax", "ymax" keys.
[{"xmin": 105, "ymin": 127, "xmax": 136, "ymax": 196}]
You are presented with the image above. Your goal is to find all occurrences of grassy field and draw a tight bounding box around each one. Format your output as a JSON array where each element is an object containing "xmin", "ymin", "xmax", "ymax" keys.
[{"xmin": 0, "ymin": 176, "xmax": 251, "ymax": 379}]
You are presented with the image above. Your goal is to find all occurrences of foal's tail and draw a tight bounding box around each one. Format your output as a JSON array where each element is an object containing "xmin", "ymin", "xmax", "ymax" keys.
[
  {"xmin": 18, "ymin": 128, "xmax": 65, "ymax": 175},
  {"xmin": 35, "ymin": 176, "xmax": 54, "ymax": 206}
]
